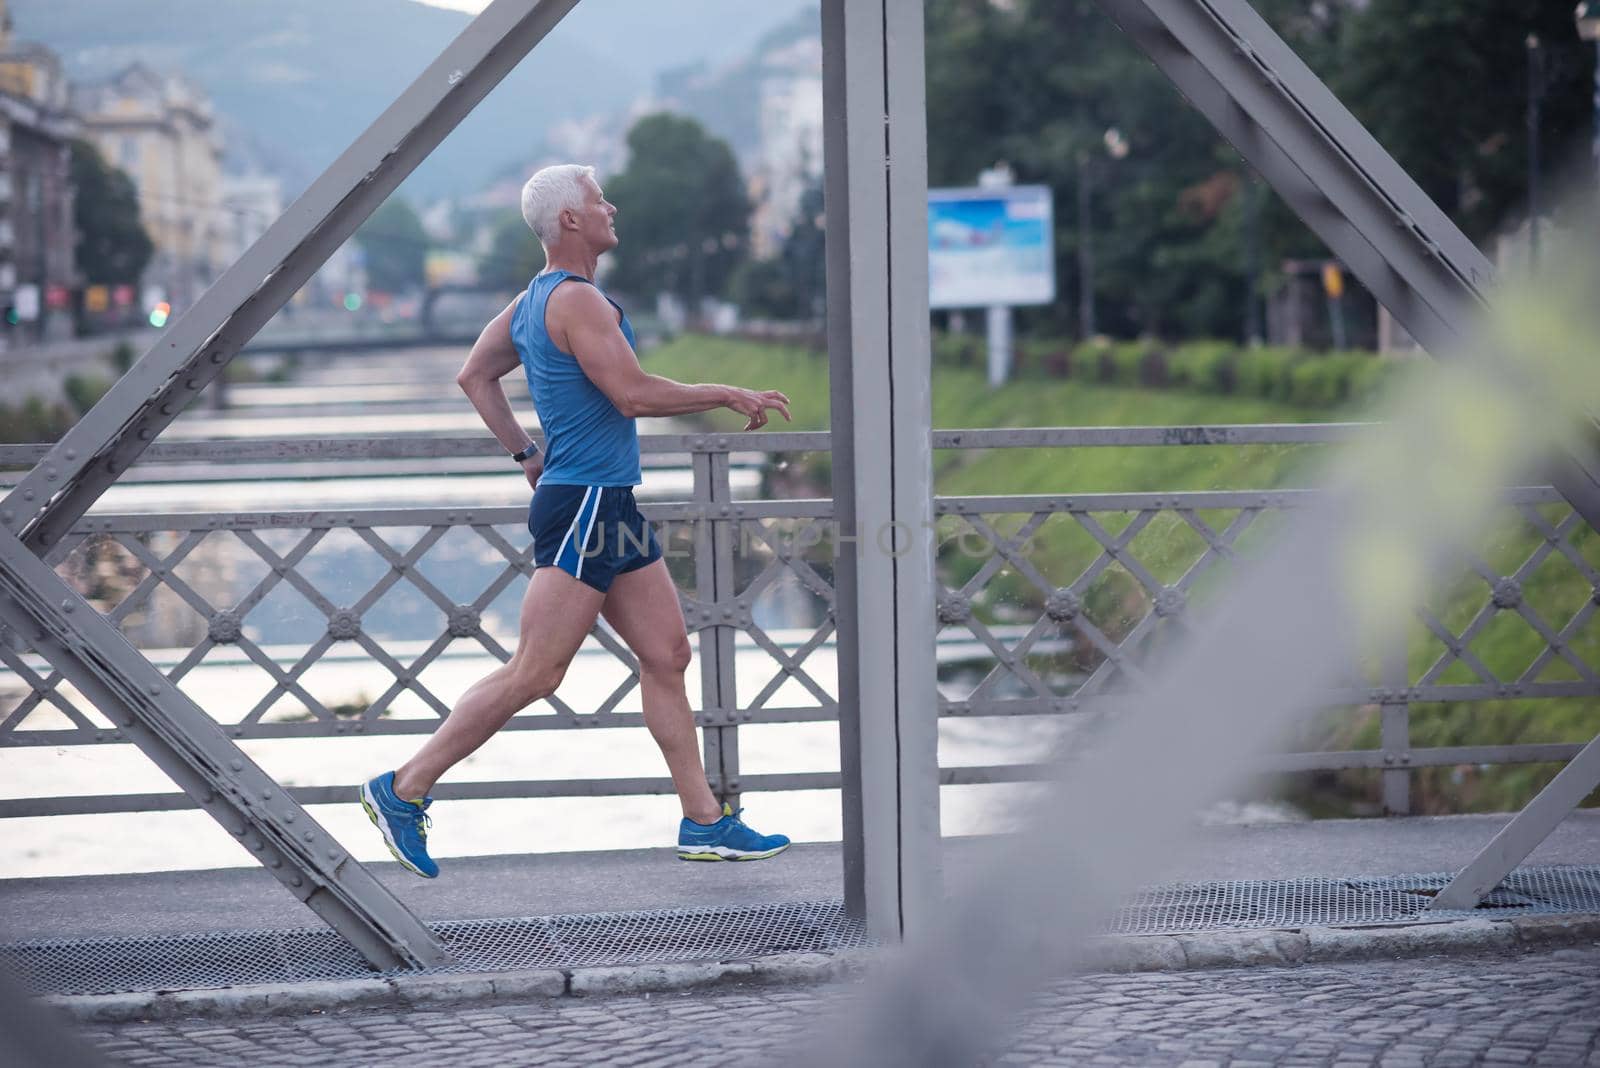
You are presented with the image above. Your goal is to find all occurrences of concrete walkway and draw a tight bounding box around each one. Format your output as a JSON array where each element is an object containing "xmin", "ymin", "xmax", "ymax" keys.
[{"xmin": 5, "ymin": 812, "xmax": 1599, "ymax": 943}]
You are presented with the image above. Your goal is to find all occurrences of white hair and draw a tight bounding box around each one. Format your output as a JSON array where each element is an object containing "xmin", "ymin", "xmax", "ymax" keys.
[{"xmin": 520, "ymin": 163, "xmax": 596, "ymax": 245}]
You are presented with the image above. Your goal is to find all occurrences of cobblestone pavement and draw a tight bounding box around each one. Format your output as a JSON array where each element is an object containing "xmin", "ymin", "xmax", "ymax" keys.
[{"xmin": 81, "ymin": 947, "xmax": 1600, "ymax": 1067}]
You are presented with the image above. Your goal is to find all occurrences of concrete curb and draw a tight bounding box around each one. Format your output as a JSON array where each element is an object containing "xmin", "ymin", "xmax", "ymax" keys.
[{"xmin": 45, "ymin": 913, "xmax": 1600, "ymax": 1023}]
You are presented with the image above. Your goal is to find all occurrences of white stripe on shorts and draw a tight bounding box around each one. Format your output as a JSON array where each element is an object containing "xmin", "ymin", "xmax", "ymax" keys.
[
  {"xmin": 554, "ymin": 485, "xmax": 595, "ymax": 572},
  {"xmin": 574, "ymin": 487, "xmax": 604, "ymax": 580}
]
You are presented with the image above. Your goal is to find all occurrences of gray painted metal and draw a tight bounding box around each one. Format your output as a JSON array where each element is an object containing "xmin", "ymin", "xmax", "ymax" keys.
[
  {"xmin": 1075, "ymin": 0, "xmax": 1600, "ymax": 904},
  {"xmin": 1091, "ymin": 0, "xmax": 1600, "ymax": 532},
  {"xmin": 0, "ymin": 0, "xmax": 582, "ymax": 554},
  {"xmin": 12, "ymin": 866, "xmax": 1600, "ymax": 999},
  {"xmin": 5, "ymin": 438, "xmax": 1595, "ymax": 807},
  {"xmin": 0, "ymin": 425, "xmax": 1366, "ymax": 469},
  {"xmin": 4, "ymin": 900, "xmax": 869, "ymax": 998},
  {"xmin": 1430, "ymin": 735, "xmax": 1600, "ymax": 910},
  {"xmin": 0, "ymin": 527, "xmax": 450, "ymax": 970},
  {"xmin": 0, "ymin": 0, "xmax": 590, "ymax": 968},
  {"xmin": 822, "ymin": 0, "xmax": 942, "ymax": 941}
]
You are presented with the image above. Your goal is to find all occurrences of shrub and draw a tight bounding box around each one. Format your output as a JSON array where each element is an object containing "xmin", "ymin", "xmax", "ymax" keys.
[
  {"xmin": 63, "ymin": 373, "xmax": 111, "ymax": 416},
  {"xmin": 1167, "ymin": 340, "xmax": 1236, "ymax": 394}
]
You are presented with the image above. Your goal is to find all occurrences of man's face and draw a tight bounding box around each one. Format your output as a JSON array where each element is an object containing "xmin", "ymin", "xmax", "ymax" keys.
[{"xmin": 572, "ymin": 175, "xmax": 618, "ymax": 253}]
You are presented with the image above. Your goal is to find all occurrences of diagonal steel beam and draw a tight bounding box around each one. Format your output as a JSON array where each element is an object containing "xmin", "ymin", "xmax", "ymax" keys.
[
  {"xmin": 0, "ymin": 525, "xmax": 450, "ymax": 969},
  {"xmin": 1095, "ymin": 0, "xmax": 1600, "ymax": 910},
  {"xmin": 1428, "ymin": 733, "xmax": 1600, "ymax": 911},
  {"xmin": 0, "ymin": 0, "xmax": 583, "ymax": 964},
  {"xmin": 1091, "ymin": 0, "xmax": 1600, "ymax": 532},
  {"xmin": 1, "ymin": 0, "xmax": 582, "ymax": 554}
]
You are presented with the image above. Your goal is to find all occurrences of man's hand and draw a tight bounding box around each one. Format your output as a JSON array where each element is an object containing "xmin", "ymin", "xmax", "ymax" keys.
[
  {"xmin": 520, "ymin": 454, "xmax": 544, "ymax": 489},
  {"xmin": 724, "ymin": 387, "xmax": 792, "ymax": 431}
]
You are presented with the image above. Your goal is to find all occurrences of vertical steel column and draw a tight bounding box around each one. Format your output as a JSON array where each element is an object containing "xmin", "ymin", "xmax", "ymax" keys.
[
  {"xmin": 692, "ymin": 446, "xmax": 741, "ymax": 808},
  {"xmin": 822, "ymin": 0, "xmax": 941, "ymax": 939},
  {"xmin": 692, "ymin": 451, "xmax": 723, "ymax": 797},
  {"xmin": 1380, "ymin": 643, "xmax": 1411, "ymax": 816}
]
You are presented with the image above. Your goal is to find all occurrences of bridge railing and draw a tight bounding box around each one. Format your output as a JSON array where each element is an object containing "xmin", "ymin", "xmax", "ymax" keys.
[{"xmin": 2, "ymin": 425, "xmax": 1597, "ymax": 825}]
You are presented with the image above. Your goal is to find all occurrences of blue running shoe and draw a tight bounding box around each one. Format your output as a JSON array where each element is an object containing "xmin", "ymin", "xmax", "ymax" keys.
[
  {"xmin": 359, "ymin": 771, "xmax": 438, "ymax": 878},
  {"xmin": 678, "ymin": 803, "xmax": 790, "ymax": 861}
]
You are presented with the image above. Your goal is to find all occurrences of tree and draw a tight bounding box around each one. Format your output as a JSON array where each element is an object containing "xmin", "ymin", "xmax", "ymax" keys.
[
  {"xmin": 69, "ymin": 140, "xmax": 152, "ymax": 286},
  {"xmin": 603, "ymin": 113, "xmax": 751, "ymax": 308},
  {"xmin": 478, "ymin": 210, "xmax": 545, "ymax": 290},
  {"xmin": 730, "ymin": 175, "xmax": 825, "ymax": 320},
  {"xmin": 1334, "ymin": 0, "xmax": 1596, "ymax": 242},
  {"xmin": 355, "ymin": 197, "xmax": 428, "ymax": 294}
]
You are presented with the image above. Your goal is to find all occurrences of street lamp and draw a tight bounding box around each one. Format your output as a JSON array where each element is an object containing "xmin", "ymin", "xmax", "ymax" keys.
[
  {"xmin": 1578, "ymin": 2, "xmax": 1600, "ymax": 173},
  {"xmin": 1078, "ymin": 128, "xmax": 1129, "ymax": 341}
]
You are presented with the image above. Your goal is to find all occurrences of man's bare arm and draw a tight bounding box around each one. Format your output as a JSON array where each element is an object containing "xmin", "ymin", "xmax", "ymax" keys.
[
  {"xmin": 457, "ymin": 295, "xmax": 539, "ymax": 455},
  {"xmin": 553, "ymin": 283, "xmax": 790, "ymax": 429}
]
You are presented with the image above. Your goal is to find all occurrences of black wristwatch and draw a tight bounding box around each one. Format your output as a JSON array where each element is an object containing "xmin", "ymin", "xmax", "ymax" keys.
[{"xmin": 512, "ymin": 443, "xmax": 540, "ymax": 463}]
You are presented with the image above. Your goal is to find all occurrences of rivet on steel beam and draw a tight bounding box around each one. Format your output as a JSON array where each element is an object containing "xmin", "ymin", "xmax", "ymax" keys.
[
  {"xmin": 106, "ymin": 462, "xmax": 119, "ymax": 474},
  {"xmin": 262, "ymin": 790, "xmax": 272, "ymax": 801},
  {"xmin": 250, "ymin": 838, "xmax": 264, "ymax": 851},
  {"xmin": 160, "ymin": 404, "xmax": 174, "ymax": 415},
  {"xmin": 149, "ymin": 684, "xmax": 161, "ymax": 695},
  {"xmin": 304, "ymin": 831, "xmax": 315, "ymax": 841},
  {"xmin": 284, "ymin": 811, "xmax": 295, "ymax": 823},
  {"xmin": 137, "ymin": 428, "xmax": 152, "ymax": 441},
  {"xmin": 21, "ymin": 489, "xmax": 34, "ymax": 501},
  {"xmin": 291, "ymin": 875, "xmax": 303, "ymax": 887},
  {"xmin": 328, "ymin": 849, "xmax": 340, "ymax": 860},
  {"xmin": 185, "ymin": 378, "xmax": 199, "ymax": 391},
  {"xmin": 59, "ymin": 600, "xmax": 73, "ymax": 613},
  {"xmin": 0, "ymin": 510, "xmax": 10, "ymax": 523},
  {"xmin": 44, "ymin": 467, "xmax": 56, "ymax": 481},
  {"xmin": 210, "ymin": 351, "xmax": 226, "ymax": 364},
  {"xmin": 94, "ymin": 731, "xmax": 104, "ymax": 742},
  {"xmin": 231, "ymin": 759, "xmax": 244, "ymax": 771},
  {"xmin": 270, "ymin": 858, "xmax": 282, "ymax": 869},
  {"xmin": 64, "ymin": 448, "xmax": 75, "ymax": 459}
]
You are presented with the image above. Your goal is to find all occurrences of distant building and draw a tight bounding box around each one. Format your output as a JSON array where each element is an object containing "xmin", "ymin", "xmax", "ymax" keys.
[
  {"xmin": 749, "ymin": 37, "xmax": 823, "ymax": 260},
  {"xmin": 73, "ymin": 63, "xmax": 225, "ymax": 313},
  {"xmin": 217, "ymin": 172, "xmax": 282, "ymax": 269},
  {"xmin": 0, "ymin": 5, "xmax": 77, "ymax": 345}
]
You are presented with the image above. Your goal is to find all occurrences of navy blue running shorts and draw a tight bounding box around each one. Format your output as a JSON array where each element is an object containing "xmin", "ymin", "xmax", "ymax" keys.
[{"xmin": 528, "ymin": 483, "xmax": 662, "ymax": 593}]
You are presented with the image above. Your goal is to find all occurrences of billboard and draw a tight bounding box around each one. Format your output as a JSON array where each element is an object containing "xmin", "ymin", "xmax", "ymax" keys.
[{"xmin": 928, "ymin": 185, "xmax": 1056, "ymax": 309}]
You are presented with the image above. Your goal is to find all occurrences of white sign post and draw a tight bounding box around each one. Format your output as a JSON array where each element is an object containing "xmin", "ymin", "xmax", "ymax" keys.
[{"xmin": 928, "ymin": 179, "xmax": 1056, "ymax": 387}]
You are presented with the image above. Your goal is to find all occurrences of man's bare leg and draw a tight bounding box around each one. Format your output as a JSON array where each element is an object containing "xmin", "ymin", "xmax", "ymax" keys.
[
  {"xmin": 392, "ymin": 566, "xmax": 605, "ymax": 800},
  {"xmin": 601, "ymin": 559, "xmax": 722, "ymax": 824}
]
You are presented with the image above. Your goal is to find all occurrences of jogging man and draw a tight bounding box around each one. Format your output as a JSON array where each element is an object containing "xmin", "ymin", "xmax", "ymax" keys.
[{"xmin": 359, "ymin": 163, "xmax": 793, "ymax": 877}]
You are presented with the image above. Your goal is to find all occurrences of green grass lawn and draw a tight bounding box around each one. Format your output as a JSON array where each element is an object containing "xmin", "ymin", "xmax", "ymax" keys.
[{"xmin": 643, "ymin": 334, "xmax": 1600, "ymax": 816}]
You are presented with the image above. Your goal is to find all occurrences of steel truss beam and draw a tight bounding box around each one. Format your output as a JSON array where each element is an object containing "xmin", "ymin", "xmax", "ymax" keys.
[
  {"xmin": 823, "ymin": 0, "xmax": 942, "ymax": 939},
  {"xmin": 1, "ymin": 0, "xmax": 582, "ymax": 551},
  {"xmin": 1094, "ymin": 0, "xmax": 1600, "ymax": 909},
  {"xmin": 1092, "ymin": 0, "xmax": 1600, "ymax": 532},
  {"xmin": 0, "ymin": 0, "xmax": 584, "ymax": 966},
  {"xmin": 0, "ymin": 527, "xmax": 448, "ymax": 970}
]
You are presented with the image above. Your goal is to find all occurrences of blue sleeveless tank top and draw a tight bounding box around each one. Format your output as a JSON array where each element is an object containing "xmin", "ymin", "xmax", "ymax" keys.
[{"xmin": 509, "ymin": 269, "xmax": 642, "ymax": 487}]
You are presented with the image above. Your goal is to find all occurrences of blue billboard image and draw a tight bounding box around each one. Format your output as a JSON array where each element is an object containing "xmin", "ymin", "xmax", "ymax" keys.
[{"xmin": 928, "ymin": 185, "xmax": 1056, "ymax": 309}]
